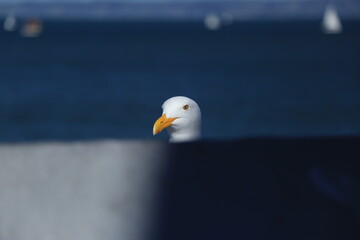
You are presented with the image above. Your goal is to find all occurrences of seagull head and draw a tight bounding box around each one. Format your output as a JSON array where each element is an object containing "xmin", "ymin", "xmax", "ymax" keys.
[{"xmin": 153, "ymin": 96, "xmax": 201, "ymax": 143}]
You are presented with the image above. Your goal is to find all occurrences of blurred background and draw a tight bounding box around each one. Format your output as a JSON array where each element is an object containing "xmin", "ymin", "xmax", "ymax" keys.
[
  {"xmin": 0, "ymin": 1, "xmax": 360, "ymax": 240},
  {"xmin": 0, "ymin": 0, "xmax": 359, "ymax": 142}
]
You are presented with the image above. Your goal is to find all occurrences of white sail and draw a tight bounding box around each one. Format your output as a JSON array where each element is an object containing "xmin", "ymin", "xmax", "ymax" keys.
[
  {"xmin": 3, "ymin": 14, "xmax": 17, "ymax": 32},
  {"xmin": 322, "ymin": 4, "xmax": 342, "ymax": 34}
]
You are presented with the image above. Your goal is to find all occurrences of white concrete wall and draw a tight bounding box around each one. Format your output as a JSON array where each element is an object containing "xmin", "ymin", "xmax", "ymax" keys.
[{"xmin": 0, "ymin": 140, "xmax": 166, "ymax": 240}]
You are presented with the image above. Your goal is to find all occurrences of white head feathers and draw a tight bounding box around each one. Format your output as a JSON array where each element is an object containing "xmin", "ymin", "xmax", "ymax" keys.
[{"xmin": 153, "ymin": 96, "xmax": 201, "ymax": 142}]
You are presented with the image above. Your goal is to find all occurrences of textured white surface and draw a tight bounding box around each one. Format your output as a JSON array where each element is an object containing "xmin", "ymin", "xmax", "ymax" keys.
[{"xmin": 0, "ymin": 140, "xmax": 166, "ymax": 240}]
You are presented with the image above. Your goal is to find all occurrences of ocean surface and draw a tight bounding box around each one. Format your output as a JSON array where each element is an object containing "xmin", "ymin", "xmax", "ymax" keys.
[{"xmin": 0, "ymin": 20, "xmax": 360, "ymax": 142}]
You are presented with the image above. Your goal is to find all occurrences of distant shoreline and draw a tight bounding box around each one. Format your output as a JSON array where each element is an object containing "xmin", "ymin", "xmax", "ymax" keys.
[{"xmin": 0, "ymin": 1, "xmax": 359, "ymax": 21}]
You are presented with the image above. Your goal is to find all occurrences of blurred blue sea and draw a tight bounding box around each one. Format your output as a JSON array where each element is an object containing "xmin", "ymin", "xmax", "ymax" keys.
[{"xmin": 0, "ymin": 20, "xmax": 360, "ymax": 142}]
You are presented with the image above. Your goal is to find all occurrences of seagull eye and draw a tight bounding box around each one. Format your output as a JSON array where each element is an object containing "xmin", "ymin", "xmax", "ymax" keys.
[{"xmin": 183, "ymin": 104, "xmax": 189, "ymax": 110}]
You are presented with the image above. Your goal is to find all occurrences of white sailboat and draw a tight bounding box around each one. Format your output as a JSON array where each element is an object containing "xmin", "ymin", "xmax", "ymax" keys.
[
  {"xmin": 322, "ymin": 4, "xmax": 342, "ymax": 34},
  {"xmin": 3, "ymin": 14, "xmax": 17, "ymax": 32}
]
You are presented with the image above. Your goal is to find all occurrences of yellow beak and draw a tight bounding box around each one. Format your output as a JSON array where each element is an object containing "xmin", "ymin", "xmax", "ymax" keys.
[{"xmin": 153, "ymin": 114, "xmax": 178, "ymax": 135}]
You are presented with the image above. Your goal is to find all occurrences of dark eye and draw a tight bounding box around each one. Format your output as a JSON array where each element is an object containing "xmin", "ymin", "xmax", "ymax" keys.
[{"xmin": 183, "ymin": 104, "xmax": 189, "ymax": 110}]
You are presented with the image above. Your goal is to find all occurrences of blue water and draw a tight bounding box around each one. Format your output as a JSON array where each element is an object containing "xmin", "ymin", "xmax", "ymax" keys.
[{"xmin": 0, "ymin": 20, "xmax": 360, "ymax": 142}]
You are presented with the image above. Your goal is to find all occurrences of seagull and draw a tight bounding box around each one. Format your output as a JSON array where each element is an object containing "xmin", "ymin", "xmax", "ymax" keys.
[{"xmin": 153, "ymin": 96, "xmax": 201, "ymax": 143}]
